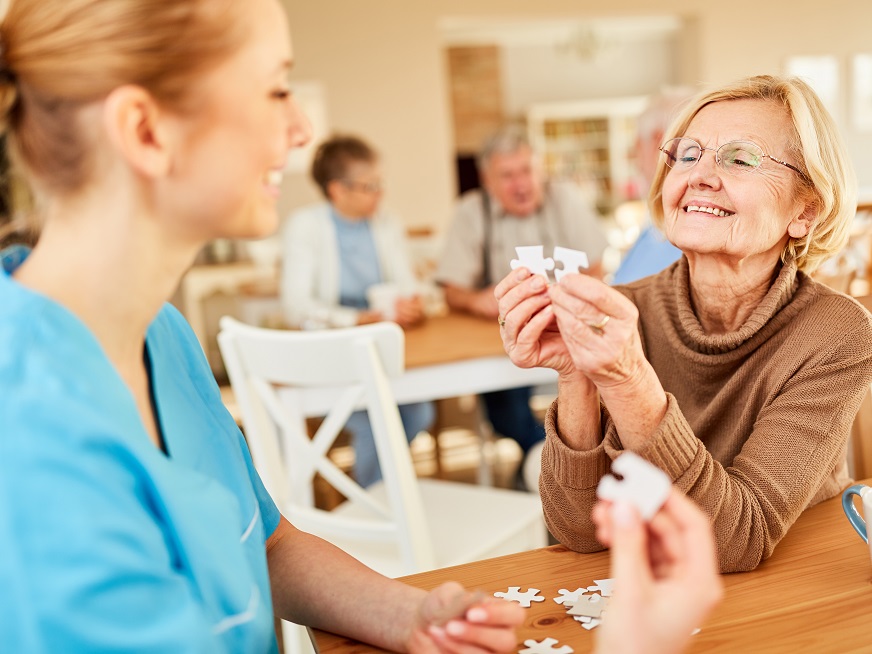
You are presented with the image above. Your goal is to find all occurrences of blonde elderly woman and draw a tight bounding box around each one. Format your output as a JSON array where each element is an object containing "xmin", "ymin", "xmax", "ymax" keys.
[{"xmin": 495, "ymin": 75, "xmax": 872, "ymax": 573}]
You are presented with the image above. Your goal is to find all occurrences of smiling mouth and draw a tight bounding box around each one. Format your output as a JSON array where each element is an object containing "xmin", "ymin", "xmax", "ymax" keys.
[{"xmin": 684, "ymin": 205, "xmax": 734, "ymax": 217}]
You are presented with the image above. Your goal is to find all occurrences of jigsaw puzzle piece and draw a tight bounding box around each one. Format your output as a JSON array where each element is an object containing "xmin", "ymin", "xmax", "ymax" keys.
[
  {"xmin": 553, "ymin": 588, "xmax": 589, "ymax": 606},
  {"xmin": 510, "ymin": 245, "xmax": 555, "ymax": 283},
  {"xmin": 493, "ymin": 586, "xmax": 545, "ymax": 608},
  {"xmin": 566, "ymin": 594, "xmax": 609, "ymax": 619},
  {"xmin": 519, "ymin": 637, "xmax": 574, "ymax": 654},
  {"xmin": 586, "ymin": 578, "xmax": 615, "ymax": 598},
  {"xmin": 596, "ymin": 451, "xmax": 671, "ymax": 521},
  {"xmin": 552, "ymin": 246, "xmax": 589, "ymax": 282}
]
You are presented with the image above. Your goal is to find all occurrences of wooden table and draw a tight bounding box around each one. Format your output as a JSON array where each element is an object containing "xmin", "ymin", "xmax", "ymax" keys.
[{"xmin": 313, "ymin": 480, "xmax": 872, "ymax": 653}]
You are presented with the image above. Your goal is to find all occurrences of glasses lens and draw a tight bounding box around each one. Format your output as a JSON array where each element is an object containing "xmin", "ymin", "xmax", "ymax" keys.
[
  {"xmin": 661, "ymin": 138, "xmax": 701, "ymax": 169},
  {"xmin": 718, "ymin": 141, "xmax": 763, "ymax": 173}
]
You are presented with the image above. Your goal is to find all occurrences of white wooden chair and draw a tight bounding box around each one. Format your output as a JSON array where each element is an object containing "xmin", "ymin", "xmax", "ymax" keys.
[{"xmin": 217, "ymin": 318, "xmax": 547, "ymax": 652}]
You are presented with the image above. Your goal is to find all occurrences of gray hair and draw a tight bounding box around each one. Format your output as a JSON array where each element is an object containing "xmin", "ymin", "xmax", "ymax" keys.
[
  {"xmin": 477, "ymin": 125, "xmax": 531, "ymax": 173},
  {"xmin": 636, "ymin": 86, "xmax": 696, "ymax": 142}
]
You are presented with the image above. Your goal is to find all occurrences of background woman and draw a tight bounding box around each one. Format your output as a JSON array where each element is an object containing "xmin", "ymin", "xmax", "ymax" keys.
[{"xmin": 496, "ymin": 75, "xmax": 872, "ymax": 572}]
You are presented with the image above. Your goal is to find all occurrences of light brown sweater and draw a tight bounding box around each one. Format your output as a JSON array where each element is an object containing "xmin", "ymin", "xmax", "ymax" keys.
[{"xmin": 540, "ymin": 256, "xmax": 872, "ymax": 572}]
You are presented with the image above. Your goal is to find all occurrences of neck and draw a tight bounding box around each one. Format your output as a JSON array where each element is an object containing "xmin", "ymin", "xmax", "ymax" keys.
[
  {"xmin": 685, "ymin": 253, "xmax": 781, "ymax": 334},
  {"xmin": 14, "ymin": 192, "xmax": 201, "ymax": 370}
]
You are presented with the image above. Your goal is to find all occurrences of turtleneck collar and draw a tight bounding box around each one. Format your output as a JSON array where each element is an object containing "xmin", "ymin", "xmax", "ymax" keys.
[{"xmin": 668, "ymin": 255, "xmax": 804, "ymax": 355}]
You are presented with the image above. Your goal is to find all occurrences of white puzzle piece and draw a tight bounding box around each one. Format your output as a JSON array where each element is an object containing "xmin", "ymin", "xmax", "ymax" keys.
[
  {"xmin": 566, "ymin": 594, "xmax": 608, "ymax": 619},
  {"xmin": 510, "ymin": 245, "xmax": 554, "ymax": 283},
  {"xmin": 596, "ymin": 451, "xmax": 671, "ymax": 521},
  {"xmin": 586, "ymin": 579, "xmax": 615, "ymax": 598},
  {"xmin": 552, "ymin": 246, "xmax": 589, "ymax": 282},
  {"xmin": 553, "ymin": 588, "xmax": 589, "ymax": 606},
  {"xmin": 579, "ymin": 618, "xmax": 602, "ymax": 631},
  {"xmin": 519, "ymin": 637, "xmax": 574, "ymax": 654},
  {"xmin": 493, "ymin": 586, "xmax": 545, "ymax": 608}
]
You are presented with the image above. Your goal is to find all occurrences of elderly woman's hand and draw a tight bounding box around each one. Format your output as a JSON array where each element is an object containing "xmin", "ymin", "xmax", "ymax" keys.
[
  {"xmin": 494, "ymin": 267, "xmax": 576, "ymax": 377},
  {"xmin": 547, "ymin": 273, "xmax": 648, "ymax": 389}
]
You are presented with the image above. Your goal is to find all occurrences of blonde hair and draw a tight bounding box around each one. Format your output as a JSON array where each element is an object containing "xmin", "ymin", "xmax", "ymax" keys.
[
  {"xmin": 649, "ymin": 75, "xmax": 857, "ymax": 274},
  {"xmin": 0, "ymin": 0, "xmax": 247, "ymax": 207}
]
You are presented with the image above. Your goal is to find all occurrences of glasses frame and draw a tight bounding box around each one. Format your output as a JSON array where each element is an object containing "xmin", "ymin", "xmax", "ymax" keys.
[
  {"xmin": 659, "ymin": 137, "xmax": 807, "ymax": 181},
  {"xmin": 340, "ymin": 178, "xmax": 384, "ymax": 194}
]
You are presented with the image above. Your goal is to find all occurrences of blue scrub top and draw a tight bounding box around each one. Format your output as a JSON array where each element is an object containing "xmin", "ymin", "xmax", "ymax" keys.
[
  {"xmin": 612, "ymin": 223, "xmax": 683, "ymax": 286},
  {"xmin": 0, "ymin": 251, "xmax": 282, "ymax": 652}
]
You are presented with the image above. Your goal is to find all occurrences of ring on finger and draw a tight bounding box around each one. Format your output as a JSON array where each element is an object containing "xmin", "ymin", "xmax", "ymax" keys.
[{"xmin": 586, "ymin": 314, "xmax": 610, "ymax": 336}]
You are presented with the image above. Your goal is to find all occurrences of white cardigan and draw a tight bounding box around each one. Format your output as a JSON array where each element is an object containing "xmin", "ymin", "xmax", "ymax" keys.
[{"xmin": 280, "ymin": 202, "xmax": 418, "ymax": 328}]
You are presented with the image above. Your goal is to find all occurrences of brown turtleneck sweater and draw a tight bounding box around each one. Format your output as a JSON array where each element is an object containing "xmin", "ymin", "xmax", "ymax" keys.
[{"xmin": 540, "ymin": 256, "xmax": 872, "ymax": 572}]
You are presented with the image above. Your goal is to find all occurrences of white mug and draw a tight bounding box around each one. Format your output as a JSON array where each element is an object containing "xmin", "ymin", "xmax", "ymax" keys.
[
  {"xmin": 841, "ymin": 484, "xmax": 872, "ymax": 564},
  {"xmin": 366, "ymin": 283, "xmax": 399, "ymax": 321}
]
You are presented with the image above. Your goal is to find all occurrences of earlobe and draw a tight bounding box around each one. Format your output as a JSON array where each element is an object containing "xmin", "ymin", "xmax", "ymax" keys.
[
  {"xmin": 788, "ymin": 201, "xmax": 817, "ymax": 239},
  {"xmin": 103, "ymin": 86, "xmax": 172, "ymax": 179}
]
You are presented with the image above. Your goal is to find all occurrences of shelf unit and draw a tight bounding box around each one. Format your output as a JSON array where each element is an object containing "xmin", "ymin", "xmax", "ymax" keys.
[{"xmin": 527, "ymin": 95, "xmax": 648, "ymax": 215}]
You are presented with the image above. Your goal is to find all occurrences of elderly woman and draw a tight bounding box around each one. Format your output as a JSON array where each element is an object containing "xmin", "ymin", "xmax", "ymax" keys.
[{"xmin": 496, "ymin": 75, "xmax": 872, "ymax": 573}]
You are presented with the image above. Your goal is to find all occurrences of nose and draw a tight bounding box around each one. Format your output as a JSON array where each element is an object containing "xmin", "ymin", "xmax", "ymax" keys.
[
  {"xmin": 286, "ymin": 96, "xmax": 313, "ymax": 151},
  {"xmin": 687, "ymin": 147, "xmax": 722, "ymax": 190}
]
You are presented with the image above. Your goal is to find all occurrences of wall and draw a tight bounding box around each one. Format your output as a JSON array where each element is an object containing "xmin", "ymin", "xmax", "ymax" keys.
[{"xmin": 279, "ymin": 0, "xmax": 872, "ymax": 232}]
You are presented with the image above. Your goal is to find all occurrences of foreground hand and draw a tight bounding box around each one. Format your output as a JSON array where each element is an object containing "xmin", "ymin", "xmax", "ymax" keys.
[
  {"xmin": 395, "ymin": 296, "xmax": 426, "ymax": 328},
  {"xmin": 548, "ymin": 274, "xmax": 647, "ymax": 388},
  {"xmin": 407, "ymin": 582, "xmax": 524, "ymax": 654},
  {"xmin": 494, "ymin": 268, "xmax": 575, "ymax": 376},
  {"xmin": 591, "ymin": 490, "xmax": 723, "ymax": 654}
]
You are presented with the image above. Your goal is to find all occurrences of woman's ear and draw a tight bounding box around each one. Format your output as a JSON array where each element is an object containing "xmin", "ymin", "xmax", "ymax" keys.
[
  {"xmin": 788, "ymin": 199, "xmax": 817, "ymax": 239},
  {"xmin": 102, "ymin": 85, "xmax": 173, "ymax": 178}
]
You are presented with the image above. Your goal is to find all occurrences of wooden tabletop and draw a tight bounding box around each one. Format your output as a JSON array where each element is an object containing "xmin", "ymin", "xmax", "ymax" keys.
[
  {"xmin": 404, "ymin": 312, "xmax": 506, "ymax": 369},
  {"xmin": 313, "ymin": 480, "xmax": 872, "ymax": 653}
]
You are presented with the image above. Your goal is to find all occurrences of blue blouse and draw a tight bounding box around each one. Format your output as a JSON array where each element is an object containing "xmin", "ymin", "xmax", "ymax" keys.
[
  {"xmin": 330, "ymin": 208, "xmax": 383, "ymax": 309},
  {"xmin": 0, "ymin": 252, "xmax": 281, "ymax": 652}
]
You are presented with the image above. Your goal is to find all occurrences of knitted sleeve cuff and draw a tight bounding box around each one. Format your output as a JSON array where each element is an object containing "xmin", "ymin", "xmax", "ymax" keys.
[
  {"xmin": 543, "ymin": 398, "xmax": 613, "ymax": 489},
  {"xmin": 603, "ymin": 392, "xmax": 701, "ymax": 481}
]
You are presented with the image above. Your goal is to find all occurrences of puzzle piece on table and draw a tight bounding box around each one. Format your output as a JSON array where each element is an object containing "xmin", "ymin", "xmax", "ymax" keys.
[
  {"xmin": 519, "ymin": 637, "xmax": 574, "ymax": 654},
  {"xmin": 510, "ymin": 245, "xmax": 555, "ymax": 283},
  {"xmin": 552, "ymin": 246, "xmax": 589, "ymax": 282},
  {"xmin": 566, "ymin": 594, "xmax": 609, "ymax": 619},
  {"xmin": 596, "ymin": 451, "xmax": 671, "ymax": 521},
  {"xmin": 493, "ymin": 586, "xmax": 545, "ymax": 608},
  {"xmin": 553, "ymin": 588, "xmax": 590, "ymax": 606},
  {"xmin": 578, "ymin": 617, "xmax": 602, "ymax": 631},
  {"xmin": 586, "ymin": 578, "xmax": 615, "ymax": 598}
]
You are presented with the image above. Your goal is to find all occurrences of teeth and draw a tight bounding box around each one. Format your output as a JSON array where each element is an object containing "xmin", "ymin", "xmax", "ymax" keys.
[
  {"xmin": 266, "ymin": 170, "xmax": 283, "ymax": 187},
  {"xmin": 686, "ymin": 205, "xmax": 732, "ymax": 217}
]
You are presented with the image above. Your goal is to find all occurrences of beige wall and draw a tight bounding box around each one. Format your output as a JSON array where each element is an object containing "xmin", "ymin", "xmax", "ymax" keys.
[{"xmin": 279, "ymin": 0, "xmax": 872, "ymax": 232}]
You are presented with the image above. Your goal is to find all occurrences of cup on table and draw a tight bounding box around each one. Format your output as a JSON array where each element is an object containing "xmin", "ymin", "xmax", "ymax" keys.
[
  {"xmin": 366, "ymin": 283, "xmax": 400, "ymax": 321},
  {"xmin": 842, "ymin": 484, "xmax": 872, "ymax": 563}
]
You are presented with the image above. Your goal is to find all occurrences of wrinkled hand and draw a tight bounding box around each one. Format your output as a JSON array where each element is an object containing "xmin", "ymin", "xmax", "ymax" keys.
[
  {"xmin": 548, "ymin": 274, "xmax": 647, "ymax": 389},
  {"xmin": 591, "ymin": 490, "xmax": 723, "ymax": 654},
  {"xmin": 494, "ymin": 268, "xmax": 575, "ymax": 376},
  {"xmin": 406, "ymin": 582, "xmax": 524, "ymax": 654},
  {"xmin": 395, "ymin": 296, "xmax": 426, "ymax": 328}
]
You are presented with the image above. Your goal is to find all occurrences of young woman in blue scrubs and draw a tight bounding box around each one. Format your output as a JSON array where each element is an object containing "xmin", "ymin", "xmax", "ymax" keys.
[{"xmin": 0, "ymin": 0, "xmax": 721, "ymax": 651}]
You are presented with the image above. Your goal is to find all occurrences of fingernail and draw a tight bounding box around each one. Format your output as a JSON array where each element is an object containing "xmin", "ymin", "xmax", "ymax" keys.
[
  {"xmin": 446, "ymin": 620, "xmax": 465, "ymax": 636},
  {"xmin": 531, "ymin": 277, "xmax": 545, "ymax": 290},
  {"xmin": 516, "ymin": 268, "xmax": 529, "ymax": 280},
  {"xmin": 428, "ymin": 625, "xmax": 446, "ymax": 638},
  {"xmin": 467, "ymin": 607, "xmax": 488, "ymax": 623},
  {"xmin": 612, "ymin": 500, "xmax": 635, "ymax": 526}
]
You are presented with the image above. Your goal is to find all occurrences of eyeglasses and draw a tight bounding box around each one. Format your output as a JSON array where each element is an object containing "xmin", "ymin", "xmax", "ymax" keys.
[
  {"xmin": 341, "ymin": 179, "xmax": 384, "ymax": 194},
  {"xmin": 659, "ymin": 137, "xmax": 806, "ymax": 180}
]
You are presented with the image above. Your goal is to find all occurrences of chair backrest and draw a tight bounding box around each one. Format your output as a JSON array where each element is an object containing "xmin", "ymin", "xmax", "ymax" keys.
[{"xmin": 217, "ymin": 317, "xmax": 436, "ymax": 572}]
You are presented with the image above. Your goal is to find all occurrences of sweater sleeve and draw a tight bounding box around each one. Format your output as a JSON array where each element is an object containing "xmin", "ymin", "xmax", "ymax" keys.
[
  {"xmin": 608, "ymin": 325, "xmax": 872, "ymax": 572},
  {"xmin": 538, "ymin": 399, "xmax": 613, "ymax": 553}
]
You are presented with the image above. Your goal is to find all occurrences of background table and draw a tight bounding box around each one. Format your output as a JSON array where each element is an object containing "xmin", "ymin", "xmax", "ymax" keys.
[
  {"xmin": 280, "ymin": 312, "xmax": 558, "ymax": 417},
  {"xmin": 314, "ymin": 479, "xmax": 872, "ymax": 653}
]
